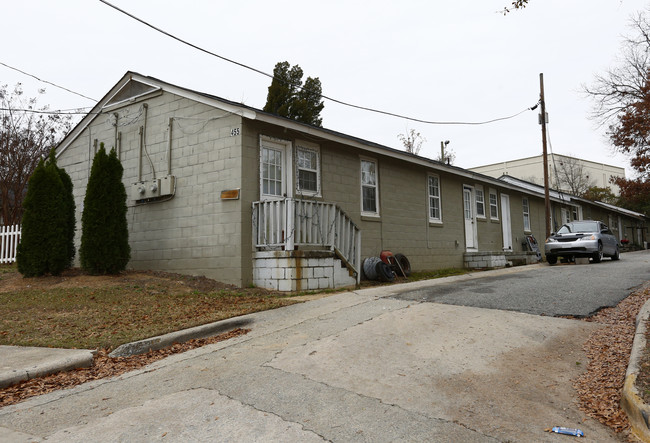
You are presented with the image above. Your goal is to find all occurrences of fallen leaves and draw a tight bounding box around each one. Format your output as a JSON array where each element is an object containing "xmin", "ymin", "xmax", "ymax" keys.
[
  {"xmin": 574, "ymin": 284, "xmax": 650, "ymax": 436},
  {"xmin": 0, "ymin": 328, "xmax": 250, "ymax": 408}
]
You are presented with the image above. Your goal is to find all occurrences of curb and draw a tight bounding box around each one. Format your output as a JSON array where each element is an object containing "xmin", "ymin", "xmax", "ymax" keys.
[
  {"xmin": 0, "ymin": 347, "xmax": 94, "ymax": 389},
  {"xmin": 621, "ymin": 297, "xmax": 650, "ymax": 442},
  {"xmin": 108, "ymin": 318, "xmax": 253, "ymax": 358}
]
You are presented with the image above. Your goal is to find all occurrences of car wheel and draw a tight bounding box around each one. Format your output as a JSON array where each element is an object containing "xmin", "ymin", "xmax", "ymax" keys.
[
  {"xmin": 546, "ymin": 255, "xmax": 557, "ymax": 265},
  {"xmin": 611, "ymin": 245, "xmax": 620, "ymax": 261},
  {"xmin": 592, "ymin": 242, "xmax": 603, "ymax": 263}
]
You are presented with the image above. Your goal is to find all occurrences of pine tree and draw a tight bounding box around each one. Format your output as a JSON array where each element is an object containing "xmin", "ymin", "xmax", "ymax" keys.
[
  {"xmin": 16, "ymin": 156, "xmax": 69, "ymax": 277},
  {"xmin": 263, "ymin": 61, "xmax": 324, "ymax": 126},
  {"xmin": 80, "ymin": 144, "xmax": 130, "ymax": 274}
]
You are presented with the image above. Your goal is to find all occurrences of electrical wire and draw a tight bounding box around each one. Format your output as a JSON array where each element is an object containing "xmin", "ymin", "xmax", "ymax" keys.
[
  {"xmin": 99, "ymin": 0, "xmax": 538, "ymax": 126},
  {"xmin": 0, "ymin": 61, "xmax": 97, "ymax": 102},
  {"xmin": 0, "ymin": 107, "xmax": 96, "ymax": 115}
]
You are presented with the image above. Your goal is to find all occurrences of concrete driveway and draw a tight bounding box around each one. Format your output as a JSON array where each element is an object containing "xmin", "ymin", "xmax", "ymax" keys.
[{"xmin": 0, "ymin": 261, "xmax": 635, "ymax": 442}]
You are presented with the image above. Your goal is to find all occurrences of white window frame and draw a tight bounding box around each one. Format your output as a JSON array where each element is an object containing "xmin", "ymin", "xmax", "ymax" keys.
[
  {"xmin": 259, "ymin": 135, "xmax": 292, "ymax": 200},
  {"xmin": 428, "ymin": 174, "xmax": 442, "ymax": 223},
  {"xmin": 523, "ymin": 197, "xmax": 531, "ymax": 232},
  {"xmin": 489, "ymin": 188, "xmax": 499, "ymax": 220},
  {"xmin": 475, "ymin": 185, "xmax": 486, "ymax": 219},
  {"xmin": 295, "ymin": 141, "xmax": 321, "ymax": 197},
  {"xmin": 360, "ymin": 158, "xmax": 379, "ymax": 217}
]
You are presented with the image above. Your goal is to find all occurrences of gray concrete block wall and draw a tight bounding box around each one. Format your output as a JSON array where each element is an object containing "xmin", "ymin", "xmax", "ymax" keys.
[
  {"xmin": 252, "ymin": 251, "xmax": 356, "ymax": 291},
  {"xmin": 57, "ymin": 91, "xmax": 247, "ymax": 286},
  {"xmin": 464, "ymin": 252, "xmax": 507, "ymax": 269}
]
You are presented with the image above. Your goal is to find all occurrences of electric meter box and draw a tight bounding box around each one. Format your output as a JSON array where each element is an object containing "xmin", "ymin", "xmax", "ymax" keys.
[{"xmin": 160, "ymin": 175, "xmax": 175, "ymax": 196}]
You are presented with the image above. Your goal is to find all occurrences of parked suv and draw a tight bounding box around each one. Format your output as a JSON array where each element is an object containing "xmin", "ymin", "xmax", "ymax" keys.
[{"xmin": 544, "ymin": 220, "xmax": 620, "ymax": 265}]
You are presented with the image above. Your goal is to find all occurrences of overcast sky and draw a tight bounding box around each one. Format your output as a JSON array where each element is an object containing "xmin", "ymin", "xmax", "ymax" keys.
[{"xmin": 3, "ymin": 0, "xmax": 648, "ymax": 176}]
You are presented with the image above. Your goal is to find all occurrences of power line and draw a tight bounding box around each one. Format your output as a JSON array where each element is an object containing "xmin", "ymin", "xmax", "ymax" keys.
[
  {"xmin": 0, "ymin": 107, "xmax": 97, "ymax": 115},
  {"xmin": 99, "ymin": 0, "xmax": 537, "ymax": 126},
  {"xmin": 0, "ymin": 61, "xmax": 97, "ymax": 102}
]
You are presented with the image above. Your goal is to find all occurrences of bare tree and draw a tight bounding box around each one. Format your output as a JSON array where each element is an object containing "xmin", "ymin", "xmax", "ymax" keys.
[
  {"xmin": 398, "ymin": 129, "xmax": 426, "ymax": 155},
  {"xmin": 584, "ymin": 9, "xmax": 650, "ymax": 125},
  {"xmin": 585, "ymin": 8, "xmax": 650, "ymax": 215},
  {"xmin": 552, "ymin": 155, "xmax": 595, "ymax": 196},
  {"xmin": 0, "ymin": 84, "xmax": 72, "ymax": 226}
]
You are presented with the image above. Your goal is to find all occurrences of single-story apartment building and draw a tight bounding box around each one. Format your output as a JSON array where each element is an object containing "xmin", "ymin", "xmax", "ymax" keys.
[{"xmin": 55, "ymin": 72, "xmax": 648, "ymax": 290}]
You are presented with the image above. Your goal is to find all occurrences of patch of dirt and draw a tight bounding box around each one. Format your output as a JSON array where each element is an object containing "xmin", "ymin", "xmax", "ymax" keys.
[{"xmin": 574, "ymin": 283, "xmax": 650, "ymax": 438}]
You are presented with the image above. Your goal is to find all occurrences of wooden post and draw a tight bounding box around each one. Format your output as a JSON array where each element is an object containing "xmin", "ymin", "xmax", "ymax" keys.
[{"xmin": 540, "ymin": 73, "xmax": 551, "ymax": 239}]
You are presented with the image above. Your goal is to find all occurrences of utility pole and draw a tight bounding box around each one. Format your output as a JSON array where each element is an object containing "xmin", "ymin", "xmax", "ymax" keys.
[
  {"xmin": 440, "ymin": 140, "xmax": 450, "ymax": 164},
  {"xmin": 539, "ymin": 73, "xmax": 551, "ymax": 239}
]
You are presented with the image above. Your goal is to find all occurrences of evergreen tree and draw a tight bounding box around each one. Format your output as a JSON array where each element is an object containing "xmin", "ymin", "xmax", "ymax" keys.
[
  {"xmin": 16, "ymin": 157, "xmax": 69, "ymax": 276},
  {"xmin": 45, "ymin": 149, "xmax": 76, "ymax": 267},
  {"xmin": 80, "ymin": 144, "xmax": 130, "ymax": 274},
  {"xmin": 263, "ymin": 61, "xmax": 324, "ymax": 126},
  {"xmin": 292, "ymin": 76, "xmax": 324, "ymax": 127}
]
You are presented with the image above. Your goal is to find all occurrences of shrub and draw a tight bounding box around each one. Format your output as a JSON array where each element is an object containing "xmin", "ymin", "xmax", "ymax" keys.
[
  {"xmin": 16, "ymin": 153, "xmax": 71, "ymax": 277},
  {"xmin": 80, "ymin": 144, "xmax": 130, "ymax": 274}
]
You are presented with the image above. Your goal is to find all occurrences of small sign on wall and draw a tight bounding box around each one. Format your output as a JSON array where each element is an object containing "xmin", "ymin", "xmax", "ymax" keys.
[{"xmin": 221, "ymin": 189, "xmax": 240, "ymax": 200}]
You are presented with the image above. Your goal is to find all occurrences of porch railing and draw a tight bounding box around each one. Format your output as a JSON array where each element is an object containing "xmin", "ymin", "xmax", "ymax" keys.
[
  {"xmin": 252, "ymin": 199, "xmax": 361, "ymax": 282},
  {"xmin": 0, "ymin": 224, "xmax": 21, "ymax": 264}
]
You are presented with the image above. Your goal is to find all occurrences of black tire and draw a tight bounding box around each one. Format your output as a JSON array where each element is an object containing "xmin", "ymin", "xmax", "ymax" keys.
[
  {"xmin": 375, "ymin": 261, "xmax": 395, "ymax": 282},
  {"xmin": 393, "ymin": 253, "xmax": 412, "ymax": 277},
  {"xmin": 592, "ymin": 242, "xmax": 603, "ymax": 263},
  {"xmin": 611, "ymin": 245, "xmax": 620, "ymax": 261},
  {"xmin": 546, "ymin": 254, "xmax": 557, "ymax": 265}
]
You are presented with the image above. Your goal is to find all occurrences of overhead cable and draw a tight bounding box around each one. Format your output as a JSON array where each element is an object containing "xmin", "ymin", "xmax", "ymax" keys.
[
  {"xmin": 0, "ymin": 61, "xmax": 97, "ymax": 102},
  {"xmin": 99, "ymin": 0, "xmax": 536, "ymax": 126}
]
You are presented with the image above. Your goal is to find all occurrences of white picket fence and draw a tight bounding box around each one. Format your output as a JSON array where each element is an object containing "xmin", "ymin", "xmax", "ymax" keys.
[{"xmin": 0, "ymin": 224, "xmax": 21, "ymax": 264}]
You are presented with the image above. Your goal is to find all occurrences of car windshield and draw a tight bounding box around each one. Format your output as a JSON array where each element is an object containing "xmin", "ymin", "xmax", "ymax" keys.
[{"xmin": 557, "ymin": 221, "xmax": 599, "ymax": 234}]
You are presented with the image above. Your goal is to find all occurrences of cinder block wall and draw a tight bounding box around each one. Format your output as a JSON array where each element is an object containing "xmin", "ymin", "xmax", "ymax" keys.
[{"xmin": 57, "ymin": 91, "xmax": 247, "ymax": 286}]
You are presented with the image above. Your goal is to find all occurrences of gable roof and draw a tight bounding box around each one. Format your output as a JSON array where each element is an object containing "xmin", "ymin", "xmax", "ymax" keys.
[
  {"xmin": 57, "ymin": 72, "xmax": 532, "ymax": 190},
  {"xmin": 54, "ymin": 71, "xmax": 643, "ymax": 219}
]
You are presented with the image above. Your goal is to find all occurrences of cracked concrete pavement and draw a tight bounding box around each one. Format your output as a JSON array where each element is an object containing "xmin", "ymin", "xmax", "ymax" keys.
[{"xmin": 0, "ymin": 267, "xmax": 622, "ymax": 442}]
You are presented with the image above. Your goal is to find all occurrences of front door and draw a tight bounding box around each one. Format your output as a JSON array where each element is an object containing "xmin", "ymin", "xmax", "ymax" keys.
[
  {"xmin": 561, "ymin": 208, "xmax": 570, "ymax": 225},
  {"xmin": 260, "ymin": 137, "xmax": 292, "ymax": 200},
  {"xmin": 501, "ymin": 194, "xmax": 512, "ymax": 250},
  {"xmin": 463, "ymin": 185, "xmax": 477, "ymax": 250}
]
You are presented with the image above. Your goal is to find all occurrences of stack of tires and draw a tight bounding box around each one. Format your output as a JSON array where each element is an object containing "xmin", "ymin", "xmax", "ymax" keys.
[{"xmin": 362, "ymin": 251, "xmax": 411, "ymax": 282}]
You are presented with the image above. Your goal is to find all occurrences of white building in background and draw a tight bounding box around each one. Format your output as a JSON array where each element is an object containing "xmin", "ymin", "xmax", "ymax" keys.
[{"xmin": 469, "ymin": 153, "xmax": 626, "ymax": 196}]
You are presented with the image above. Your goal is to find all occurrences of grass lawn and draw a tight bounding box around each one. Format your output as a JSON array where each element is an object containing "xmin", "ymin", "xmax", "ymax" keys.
[
  {"xmin": 0, "ymin": 266, "xmax": 299, "ymax": 350},
  {"xmin": 0, "ymin": 265, "xmax": 471, "ymax": 351}
]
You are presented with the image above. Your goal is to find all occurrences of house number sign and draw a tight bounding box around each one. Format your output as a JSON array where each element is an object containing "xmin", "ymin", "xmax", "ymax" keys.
[{"xmin": 230, "ymin": 127, "xmax": 240, "ymax": 136}]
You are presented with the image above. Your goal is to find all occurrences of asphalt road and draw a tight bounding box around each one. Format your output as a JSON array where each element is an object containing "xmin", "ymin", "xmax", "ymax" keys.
[
  {"xmin": 2, "ymin": 253, "xmax": 649, "ymax": 442},
  {"xmin": 393, "ymin": 250, "xmax": 650, "ymax": 317}
]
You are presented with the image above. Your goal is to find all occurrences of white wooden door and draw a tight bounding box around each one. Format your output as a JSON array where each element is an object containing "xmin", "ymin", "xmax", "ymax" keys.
[
  {"xmin": 260, "ymin": 138, "xmax": 292, "ymax": 200},
  {"xmin": 463, "ymin": 186, "xmax": 477, "ymax": 250},
  {"xmin": 501, "ymin": 194, "xmax": 512, "ymax": 250}
]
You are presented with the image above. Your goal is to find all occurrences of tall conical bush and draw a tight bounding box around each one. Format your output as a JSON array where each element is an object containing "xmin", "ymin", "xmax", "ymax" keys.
[
  {"xmin": 16, "ymin": 151, "xmax": 72, "ymax": 277},
  {"xmin": 80, "ymin": 144, "xmax": 130, "ymax": 274},
  {"xmin": 48, "ymin": 149, "xmax": 76, "ymax": 267}
]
